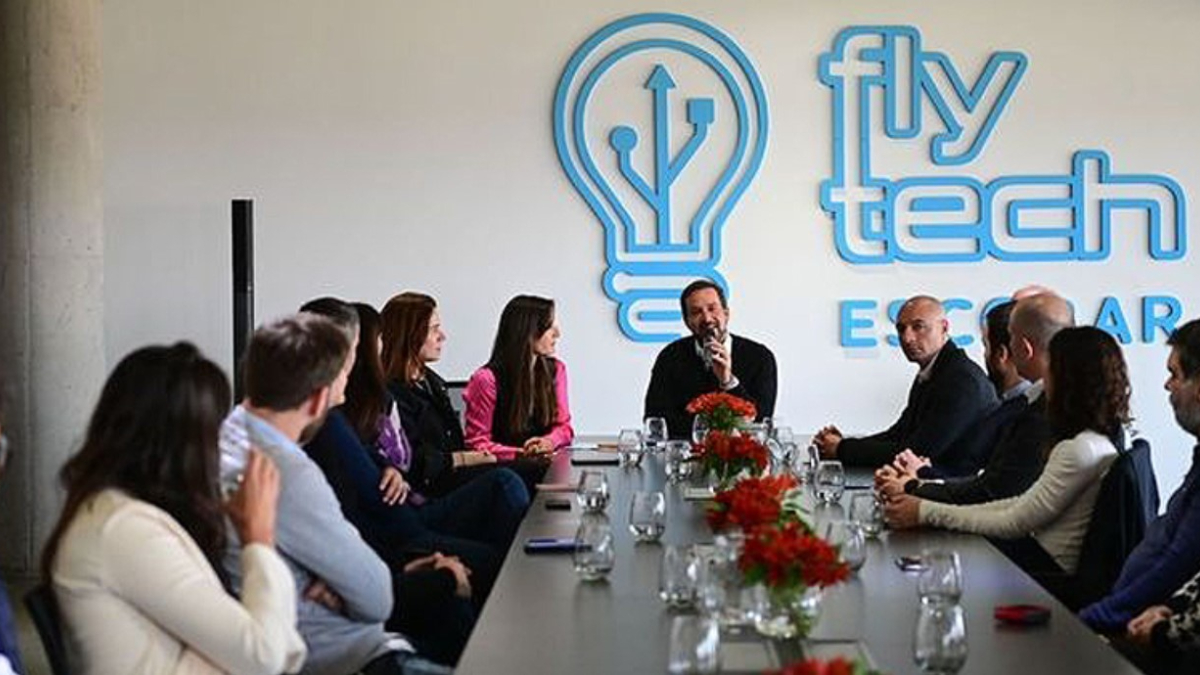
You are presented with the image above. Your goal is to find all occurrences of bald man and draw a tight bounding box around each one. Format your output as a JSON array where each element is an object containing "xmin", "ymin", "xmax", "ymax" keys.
[{"xmin": 815, "ymin": 295, "xmax": 998, "ymax": 468}]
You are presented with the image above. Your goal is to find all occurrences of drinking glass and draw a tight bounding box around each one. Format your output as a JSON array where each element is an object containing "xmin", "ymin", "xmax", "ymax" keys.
[
  {"xmin": 917, "ymin": 550, "xmax": 964, "ymax": 603},
  {"xmin": 667, "ymin": 615, "xmax": 720, "ymax": 674},
  {"xmin": 913, "ymin": 601, "xmax": 968, "ymax": 674},
  {"xmin": 628, "ymin": 490, "xmax": 666, "ymax": 543},
  {"xmin": 826, "ymin": 520, "xmax": 867, "ymax": 572},
  {"xmin": 617, "ymin": 428, "xmax": 644, "ymax": 468},
  {"xmin": 746, "ymin": 422, "xmax": 769, "ymax": 445},
  {"xmin": 849, "ymin": 492, "xmax": 885, "ymax": 538},
  {"xmin": 644, "ymin": 417, "xmax": 669, "ymax": 453},
  {"xmin": 771, "ymin": 425, "xmax": 795, "ymax": 446},
  {"xmin": 691, "ymin": 415, "xmax": 710, "ymax": 445},
  {"xmin": 659, "ymin": 545, "xmax": 698, "ymax": 608},
  {"xmin": 665, "ymin": 440, "xmax": 694, "ymax": 482},
  {"xmin": 693, "ymin": 548, "xmax": 727, "ymax": 617},
  {"xmin": 576, "ymin": 470, "xmax": 610, "ymax": 514},
  {"xmin": 573, "ymin": 515, "xmax": 615, "ymax": 581},
  {"xmin": 814, "ymin": 460, "xmax": 846, "ymax": 504}
]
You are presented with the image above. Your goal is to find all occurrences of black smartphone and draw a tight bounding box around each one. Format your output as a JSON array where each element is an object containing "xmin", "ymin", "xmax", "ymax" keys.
[
  {"xmin": 523, "ymin": 537, "xmax": 581, "ymax": 554},
  {"xmin": 895, "ymin": 555, "xmax": 926, "ymax": 572},
  {"xmin": 545, "ymin": 498, "xmax": 572, "ymax": 511}
]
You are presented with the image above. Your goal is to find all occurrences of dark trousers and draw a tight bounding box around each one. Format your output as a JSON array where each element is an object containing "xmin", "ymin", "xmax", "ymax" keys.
[
  {"xmin": 387, "ymin": 569, "xmax": 476, "ymax": 667},
  {"xmin": 433, "ymin": 456, "xmax": 550, "ymax": 500}
]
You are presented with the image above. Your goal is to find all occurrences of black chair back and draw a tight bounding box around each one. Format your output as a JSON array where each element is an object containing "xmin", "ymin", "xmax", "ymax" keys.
[
  {"xmin": 1070, "ymin": 437, "xmax": 1160, "ymax": 609},
  {"xmin": 24, "ymin": 584, "xmax": 71, "ymax": 675}
]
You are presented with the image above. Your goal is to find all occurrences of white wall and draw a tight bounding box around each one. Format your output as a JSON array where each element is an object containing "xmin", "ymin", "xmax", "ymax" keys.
[{"xmin": 104, "ymin": 0, "xmax": 1200, "ymax": 499}]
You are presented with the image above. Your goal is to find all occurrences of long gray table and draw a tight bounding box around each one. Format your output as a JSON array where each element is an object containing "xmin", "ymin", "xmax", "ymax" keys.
[{"xmin": 456, "ymin": 445, "xmax": 1142, "ymax": 674}]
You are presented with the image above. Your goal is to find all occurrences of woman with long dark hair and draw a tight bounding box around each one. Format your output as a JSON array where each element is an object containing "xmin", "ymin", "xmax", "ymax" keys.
[
  {"xmin": 380, "ymin": 292, "xmax": 507, "ymax": 494},
  {"xmin": 463, "ymin": 295, "xmax": 574, "ymax": 459},
  {"xmin": 43, "ymin": 343, "xmax": 305, "ymax": 675},
  {"xmin": 885, "ymin": 326, "xmax": 1131, "ymax": 577}
]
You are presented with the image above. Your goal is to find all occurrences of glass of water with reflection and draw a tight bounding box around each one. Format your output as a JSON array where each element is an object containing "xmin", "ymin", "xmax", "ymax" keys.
[
  {"xmin": 914, "ymin": 600, "xmax": 968, "ymax": 674},
  {"xmin": 628, "ymin": 490, "xmax": 666, "ymax": 543},
  {"xmin": 617, "ymin": 428, "xmax": 644, "ymax": 468},
  {"xmin": 849, "ymin": 492, "xmax": 885, "ymax": 538},
  {"xmin": 665, "ymin": 440, "xmax": 693, "ymax": 482},
  {"xmin": 644, "ymin": 417, "xmax": 668, "ymax": 453},
  {"xmin": 691, "ymin": 415, "xmax": 710, "ymax": 445},
  {"xmin": 576, "ymin": 470, "xmax": 609, "ymax": 513},
  {"xmin": 573, "ymin": 514, "xmax": 615, "ymax": 581},
  {"xmin": 815, "ymin": 460, "xmax": 846, "ymax": 503}
]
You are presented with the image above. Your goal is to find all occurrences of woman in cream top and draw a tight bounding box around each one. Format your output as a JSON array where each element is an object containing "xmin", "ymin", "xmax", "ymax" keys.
[
  {"xmin": 43, "ymin": 343, "xmax": 306, "ymax": 675},
  {"xmin": 887, "ymin": 326, "xmax": 1132, "ymax": 575}
]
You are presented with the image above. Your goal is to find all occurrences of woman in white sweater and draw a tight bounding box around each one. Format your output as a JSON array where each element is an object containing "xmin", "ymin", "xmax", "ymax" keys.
[
  {"xmin": 43, "ymin": 343, "xmax": 307, "ymax": 675},
  {"xmin": 885, "ymin": 326, "xmax": 1132, "ymax": 576}
]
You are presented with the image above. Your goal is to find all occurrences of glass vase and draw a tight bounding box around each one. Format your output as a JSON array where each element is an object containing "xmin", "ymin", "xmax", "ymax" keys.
[{"xmin": 752, "ymin": 584, "xmax": 822, "ymax": 640}]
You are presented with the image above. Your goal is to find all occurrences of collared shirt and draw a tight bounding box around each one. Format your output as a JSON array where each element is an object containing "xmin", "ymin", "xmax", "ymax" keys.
[
  {"xmin": 219, "ymin": 405, "xmax": 304, "ymax": 480},
  {"xmin": 1002, "ymin": 379, "xmax": 1033, "ymax": 402},
  {"xmin": 694, "ymin": 332, "xmax": 740, "ymax": 390},
  {"xmin": 1024, "ymin": 379, "xmax": 1045, "ymax": 403}
]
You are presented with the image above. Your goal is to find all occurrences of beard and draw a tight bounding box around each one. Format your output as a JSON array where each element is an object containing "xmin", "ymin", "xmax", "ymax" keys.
[
  {"xmin": 298, "ymin": 408, "xmax": 332, "ymax": 445},
  {"xmin": 1173, "ymin": 396, "xmax": 1200, "ymax": 437}
]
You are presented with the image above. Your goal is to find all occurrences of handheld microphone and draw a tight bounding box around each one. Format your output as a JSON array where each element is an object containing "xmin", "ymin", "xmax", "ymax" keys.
[{"xmin": 701, "ymin": 327, "xmax": 718, "ymax": 370}]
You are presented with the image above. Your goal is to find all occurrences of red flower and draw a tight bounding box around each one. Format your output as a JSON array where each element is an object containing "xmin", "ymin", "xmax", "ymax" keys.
[
  {"xmin": 694, "ymin": 431, "xmax": 769, "ymax": 481},
  {"xmin": 740, "ymin": 521, "xmax": 850, "ymax": 590},
  {"xmin": 687, "ymin": 391, "xmax": 758, "ymax": 418},
  {"xmin": 707, "ymin": 475, "xmax": 799, "ymax": 531}
]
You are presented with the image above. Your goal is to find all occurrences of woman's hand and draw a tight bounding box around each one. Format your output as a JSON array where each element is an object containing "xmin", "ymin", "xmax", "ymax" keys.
[
  {"xmin": 883, "ymin": 493, "xmax": 921, "ymax": 529},
  {"xmin": 226, "ymin": 449, "xmax": 280, "ymax": 548},
  {"xmin": 523, "ymin": 437, "xmax": 554, "ymax": 455},
  {"xmin": 379, "ymin": 466, "xmax": 410, "ymax": 505}
]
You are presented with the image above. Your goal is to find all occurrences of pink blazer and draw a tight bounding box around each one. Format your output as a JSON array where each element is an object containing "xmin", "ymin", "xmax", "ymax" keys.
[{"xmin": 463, "ymin": 360, "xmax": 574, "ymax": 460}]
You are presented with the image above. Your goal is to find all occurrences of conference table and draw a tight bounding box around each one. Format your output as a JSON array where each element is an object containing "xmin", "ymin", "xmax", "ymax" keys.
[{"xmin": 456, "ymin": 439, "xmax": 1142, "ymax": 674}]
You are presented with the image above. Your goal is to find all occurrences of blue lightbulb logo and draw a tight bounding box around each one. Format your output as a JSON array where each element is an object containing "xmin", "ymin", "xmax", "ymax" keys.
[{"xmin": 554, "ymin": 13, "xmax": 769, "ymax": 342}]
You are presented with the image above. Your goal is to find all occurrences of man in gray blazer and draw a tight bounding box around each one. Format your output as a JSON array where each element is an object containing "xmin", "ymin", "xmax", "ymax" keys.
[{"xmin": 220, "ymin": 313, "xmax": 450, "ymax": 675}]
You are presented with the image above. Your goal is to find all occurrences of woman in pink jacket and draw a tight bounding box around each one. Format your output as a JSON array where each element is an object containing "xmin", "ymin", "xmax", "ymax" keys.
[{"xmin": 464, "ymin": 295, "xmax": 574, "ymax": 465}]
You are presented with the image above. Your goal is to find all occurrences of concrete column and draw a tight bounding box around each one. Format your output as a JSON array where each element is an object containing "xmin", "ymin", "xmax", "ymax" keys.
[{"xmin": 0, "ymin": 0, "xmax": 105, "ymax": 574}]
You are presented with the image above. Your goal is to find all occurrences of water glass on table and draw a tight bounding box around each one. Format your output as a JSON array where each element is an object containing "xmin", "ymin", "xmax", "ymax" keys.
[
  {"xmin": 617, "ymin": 428, "xmax": 644, "ymax": 468},
  {"xmin": 917, "ymin": 550, "xmax": 964, "ymax": 603},
  {"xmin": 628, "ymin": 490, "xmax": 666, "ymax": 543},
  {"xmin": 573, "ymin": 514, "xmax": 615, "ymax": 581},
  {"xmin": 668, "ymin": 615, "xmax": 720, "ymax": 674},
  {"xmin": 644, "ymin": 417, "xmax": 669, "ymax": 453},
  {"xmin": 659, "ymin": 545, "xmax": 698, "ymax": 609},
  {"xmin": 576, "ymin": 470, "xmax": 610, "ymax": 514},
  {"xmin": 691, "ymin": 415, "xmax": 709, "ymax": 445},
  {"xmin": 814, "ymin": 460, "xmax": 846, "ymax": 504},
  {"xmin": 826, "ymin": 520, "xmax": 867, "ymax": 572},
  {"xmin": 914, "ymin": 600, "xmax": 968, "ymax": 674},
  {"xmin": 849, "ymin": 491, "xmax": 885, "ymax": 538},
  {"xmin": 665, "ymin": 440, "xmax": 693, "ymax": 482}
]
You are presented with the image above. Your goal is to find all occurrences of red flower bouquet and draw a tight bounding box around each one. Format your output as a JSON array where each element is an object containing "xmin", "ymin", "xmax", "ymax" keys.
[
  {"xmin": 693, "ymin": 431, "xmax": 769, "ymax": 486},
  {"xmin": 687, "ymin": 391, "xmax": 758, "ymax": 433},
  {"xmin": 706, "ymin": 475, "xmax": 801, "ymax": 532},
  {"xmin": 740, "ymin": 521, "xmax": 850, "ymax": 591}
]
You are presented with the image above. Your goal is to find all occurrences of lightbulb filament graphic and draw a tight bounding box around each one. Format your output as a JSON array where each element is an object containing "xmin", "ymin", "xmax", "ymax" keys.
[{"xmin": 554, "ymin": 13, "xmax": 768, "ymax": 342}]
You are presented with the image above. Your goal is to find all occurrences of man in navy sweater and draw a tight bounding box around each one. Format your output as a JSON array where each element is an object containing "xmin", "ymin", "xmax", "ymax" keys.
[
  {"xmin": 644, "ymin": 280, "xmax": 777, "ymax": 440},
  {"xmin": 1080, "ymin": 319, "xmax": 1200, "ymax": 631}
]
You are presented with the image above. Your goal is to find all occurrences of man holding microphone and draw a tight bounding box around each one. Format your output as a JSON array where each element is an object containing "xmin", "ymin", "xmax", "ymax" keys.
[{"xmin": 644, "ymin": 280, "xmax": 778, "ymax": 439}]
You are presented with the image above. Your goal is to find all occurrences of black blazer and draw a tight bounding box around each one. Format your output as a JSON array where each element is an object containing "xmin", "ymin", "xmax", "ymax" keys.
[
  {"xmin": 644, "ymin": 334, "xmax": 778, "ymax": 440},
  {"xmin": 837, "ymin": 340, "xmax": 999, "ymax": 468},
  {"xmin": 388, "ymin": 368, "xmax": 463, "ymax": 493},
  {"xmin": 921, "ymin": 392, "xmax": 1031, "ymax": 479},
  {"xmin": 910, "ymin": 394, "xmax": 1051, "ymax": 504}
]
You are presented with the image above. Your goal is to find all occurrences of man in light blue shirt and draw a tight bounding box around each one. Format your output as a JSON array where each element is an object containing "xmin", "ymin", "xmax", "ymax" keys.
[{"xmin": 221, "ymin": 314, "xmax": 449, "ymax": 675}]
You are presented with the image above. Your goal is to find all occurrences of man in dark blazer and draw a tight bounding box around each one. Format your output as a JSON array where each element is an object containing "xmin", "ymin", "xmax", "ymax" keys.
[
  {"xmin": 644, "ymin": 280, "xmax": 777, "ymax": 440},
  {"xmin": 815, "ymin": 295, "xmax": 998, "ymax": 468},
  {"xmin": 878, "ymin": 291, "xmax": 1074, "ymax": 507}
]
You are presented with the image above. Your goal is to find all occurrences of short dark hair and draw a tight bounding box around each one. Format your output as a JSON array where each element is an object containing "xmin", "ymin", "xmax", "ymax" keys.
[
  {"xmin": 243, "ymin": 314, "xmax": 350, "ymax": 411},
  {"xmin": 1168, "ymin": 319, "xmax": 1200, "ymax": 380},
  {"xmin": 679, "ymin": 280, "xmax": 727, "ymax": 317},
  {"xmin": 300, "ymin": 296, "xmax": 360, "ymax": 342},
  {"xmin": 984, "ymin": 301, "xmax": 1016, "ymax": 354}
]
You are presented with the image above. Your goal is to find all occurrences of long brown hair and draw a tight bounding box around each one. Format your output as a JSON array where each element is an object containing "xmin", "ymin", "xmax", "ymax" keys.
[
  {"xmin": 381, "ymin": 292, "xmax": 437, "ymax": 385},
  {"xmin": 1046, "ymin": 326, "xmax": 1131, "ymax": 448},
  {"xmin": 486, "ymin": 295, "xmax": 558, "ymax": 443},
  {"xmin": 42, "ymin": 343, "xmax": 231, "ymax": 580},
  {"xmin": 343, "ymin": 302, "xmax": 390, "ymax": 443}
]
